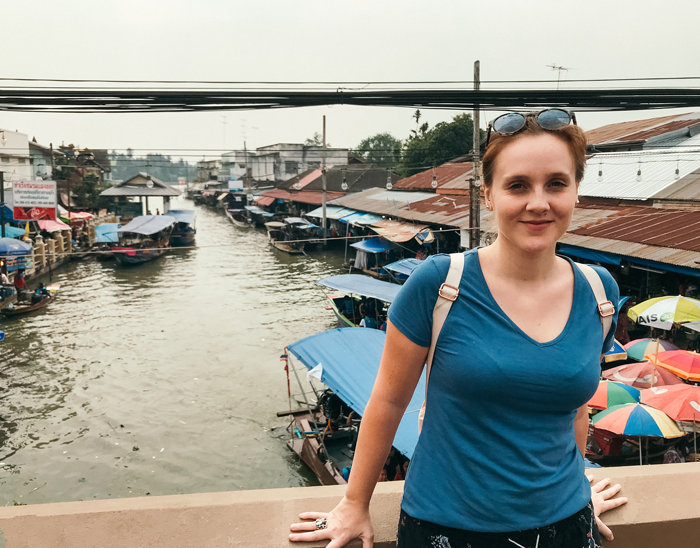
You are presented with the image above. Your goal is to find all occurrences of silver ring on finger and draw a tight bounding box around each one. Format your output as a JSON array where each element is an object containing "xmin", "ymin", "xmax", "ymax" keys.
[{"xmin": 315, "ymin": 518, "xmax": 328, "ymax": 530}]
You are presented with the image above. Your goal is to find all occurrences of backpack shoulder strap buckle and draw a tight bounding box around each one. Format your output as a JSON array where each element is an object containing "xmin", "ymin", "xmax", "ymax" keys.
[
  {"xmin": 438, "ymin": 283, "xmax": 459, "ymax": 302},
  {"xmin": 598, "ymin": 300, "xmax": 615, "ymax": 318}
]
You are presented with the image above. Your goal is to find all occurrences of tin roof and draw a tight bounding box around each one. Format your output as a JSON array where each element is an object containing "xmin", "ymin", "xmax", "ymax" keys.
[
  {"xmin": 257, "ymin": 188, "xmax": 345, "ymax": 205},
  {"xmin": 579, "ymin": 149, "xmax": 700, "ymax": 200},
  {"xmin": 586, "ymin": 113, "xmax": 691, "ymax": 146},
  {"xmin": 279, "ymin": 166, "xmax": 399, "ymax": 193},
  {"xmin": 393, "ymin": 162, "xmax": 473, "ymax": 193}
]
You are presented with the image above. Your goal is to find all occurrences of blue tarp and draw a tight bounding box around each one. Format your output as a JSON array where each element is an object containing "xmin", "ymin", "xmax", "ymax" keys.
[
  {"xmin": 287, "ymin": 328, "xmax": 425, "ymax": 459},
  {"xmin": 285, "ymin": 217, "xmax": 319, "ymax": 229},
  {"xmin": 0, "ymin": 237, "xmax": 32, "ymax": 255},
  {"xmin": 95, "ymin": 223, "xmax": 120, "ymax": 243},
  {"xmin": 117, "ymin": 215, "xmax": 175, "ymax": 236},
  {"xmin": 164, "ymin": 209, "xmax": 196, "ymax": 224},
  {"xmin": 557, "ymin": 244, "xmax": 622, "ymax": 266},
  {"xmin": 2, "ymin": 205, "xmax": 13, "ymax": 222},
  {"xmin": 317, "ymin": 274, "xmax": 401, "ymax": 303},
  {"xmin": 244, "ymin": 205, "xmax": 274, "ymax": 217},
  {"xmin": 384, "ymin": 258, "xmax": 424, "ymax": 277},
  {"xmin": 339, "ymin": 211, "xmax": 384, "ymax": 225},
  {"xmin": 2, "ymin": 225, "xmax": 26, "ymax": 239},
  {"xmin": 351, "ymin": 237, "xmax": 397, "ymax": 253}
]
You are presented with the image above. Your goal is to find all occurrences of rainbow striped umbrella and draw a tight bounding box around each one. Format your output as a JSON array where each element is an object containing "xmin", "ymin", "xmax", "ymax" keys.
[
  {"xmin": 624, "ymin": 338, "xmax": 678, "ymax": 361},
  {"xmin": 592, "ymin": 403, "xmax": 684, "ymax": 465},
  {"xmin": 588, "ymin": 381, "xmax": 640, "ymax": 411}
]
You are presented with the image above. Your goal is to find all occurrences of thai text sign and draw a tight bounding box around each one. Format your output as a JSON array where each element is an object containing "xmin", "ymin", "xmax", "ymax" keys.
[{"xmin": 13, "ymin": 181, "xmax": 57, "ymax": 220}]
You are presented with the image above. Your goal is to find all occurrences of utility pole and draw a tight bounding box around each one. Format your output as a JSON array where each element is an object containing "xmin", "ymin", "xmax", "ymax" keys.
[
  {"xmin": 469, "ymin": 60, "xmax": 481, "ymax": 249},
  {"xmin": 321, "ymin": 115, "xmax": 327, "ymax": 246},
  {"xmin": 0, "ymin": 170, "xmax": 5, "ymax": 238}
]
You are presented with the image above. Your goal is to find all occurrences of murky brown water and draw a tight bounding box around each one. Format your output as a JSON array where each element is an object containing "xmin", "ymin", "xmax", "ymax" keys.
[{"xmin": 0, "ymin": 197, "xmax": 347, "ymax": 504}]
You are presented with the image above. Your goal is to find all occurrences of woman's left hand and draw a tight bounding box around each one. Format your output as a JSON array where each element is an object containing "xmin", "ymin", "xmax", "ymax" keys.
[{"xmin": 588, "ymin": 475, "xmax": 628, "ymax": 541}]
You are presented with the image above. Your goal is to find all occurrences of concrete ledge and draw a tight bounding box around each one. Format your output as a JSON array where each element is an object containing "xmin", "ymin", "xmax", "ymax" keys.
[{"xmin": 0, "ymin": 464, "xmax": 698, "ymax": 547}]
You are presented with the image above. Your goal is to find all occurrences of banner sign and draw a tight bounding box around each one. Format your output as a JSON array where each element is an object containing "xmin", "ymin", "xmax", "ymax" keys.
[{"xmin": 12, "ymin": 181, "xmax": 57, "ymax": 220}]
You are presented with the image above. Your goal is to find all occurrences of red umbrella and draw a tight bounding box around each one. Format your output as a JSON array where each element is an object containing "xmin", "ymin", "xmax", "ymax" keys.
[
  {"xmin": 603, "ymin": 361, "xmax": 684, "ymax": 389},
  {"xmin": 648, "ymin": 350, "xmax": 700, "ymax": 383},
  {"xmin": 640, "ymin": 384, "xmax": 700, "ymax": 422}
]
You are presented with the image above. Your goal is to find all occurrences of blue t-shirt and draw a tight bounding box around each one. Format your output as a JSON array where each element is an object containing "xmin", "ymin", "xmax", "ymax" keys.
[{"xmin": 388, "ymin": 248, "xmax": 618, "ymax": 533}]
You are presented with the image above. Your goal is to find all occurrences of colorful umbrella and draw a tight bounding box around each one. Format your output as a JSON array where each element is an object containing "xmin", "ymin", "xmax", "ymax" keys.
[
  {"xmin": 603, "ymin": 361, "xmax": 684, "ymax": 389},
  {"xmin": 649, "ymin": 350, "xmax": 700, "ymax": 383},
  {"xmin": 592, "ymin": 403, "xmax": 685, "ymax": 465},
  {"xmin": 588, "ymin": 381, "xmax": 640, "ymax": 411},
  {"xmin": 640, "ymin": 384, "xmax": 700, "ymax": 423},
  {"xmin": 603, "ymin": 339, "xmax": 627, "ymax": 363},
  {"xmin": 624, "ymin": 338, "xmax": 678, "ymax": 361},
  {"xmin": 628, "ymin": 295, "xmax": 700, "ymax": 330}
]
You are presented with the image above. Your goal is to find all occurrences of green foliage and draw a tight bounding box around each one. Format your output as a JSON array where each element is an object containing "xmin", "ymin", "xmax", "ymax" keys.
[
  {"xmin": 304, "ymin": 132, "xmax": 331, "ymax": 147},
  {"xmin": 110, "ymin": 151, "xmax": 194, "ymax": 183},
  {"xmin": 401, "ymin": 112, "xmax": 484, "ymax": 176},
  {"xmin": 352, "ymin": 133, "xmax": 402, "ymax": 169},
  {"xmin": 53, "ymin": 155, "xmax": 76, "ymax": 181},
  {"xmin": 73, "ymin": 172, "xmax": 106, "ymax": 209}
]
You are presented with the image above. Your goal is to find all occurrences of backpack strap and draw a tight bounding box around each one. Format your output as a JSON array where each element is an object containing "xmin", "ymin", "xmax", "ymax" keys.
[
  {"xmin": 418, "ymin": 252, "xmax": 465, "ymax": 432},
  {"xmin": 575, "ymin": 262, "xmax": 615, "ymax": 341}
]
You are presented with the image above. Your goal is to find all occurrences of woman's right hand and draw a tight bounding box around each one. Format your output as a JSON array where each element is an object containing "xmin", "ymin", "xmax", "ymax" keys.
[{"xmin": 289, "ymin": 496, "xmax": 374, "ymax": 548}]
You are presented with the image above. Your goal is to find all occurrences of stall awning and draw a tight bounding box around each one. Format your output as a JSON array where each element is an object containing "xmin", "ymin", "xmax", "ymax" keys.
[
  {"xmin": 316, "ymin": 274, "xmax": 401, "ymax": 303},
  {"xmin": 350, "ymin": 237, "xmax": 397, "ymax": 253},
  {"xmin": 384, "ymin": 258, "xmax": 424, "ymax": 277},
  {"xmin": 117, "ymin": 215, "xmax": 175, "ymax": 236},
  {"xmin": 255, "ymin": 196, "xmax": 276, "ymax": 207},
  {"xmin": 244, "ymin": 205, "xmax": 274, "ymax": 217},
  {"xmin": 1, "ymin": 225, "xmax": 27, "ymax": 239},
  {"xmin": 339, "ymin": 211, "xmax": 384, "ymax": 225},
  {"xmin": 370, "ymin": 220, "xmax": 429, "ymax": 243},
  {"xmin": 287, "ymin": 328, "xmax": 425, "ymax": 459},
  {"xmin": 38, "ymin": 219, "xmax": 71, "ymax": 232},
  {"xmin": 306, "ymin": 206, "xmax": 357, "ymax": 220},
  {"xmin": 557, "ymin": 244, "xmax": 622, "ymax": 266}
]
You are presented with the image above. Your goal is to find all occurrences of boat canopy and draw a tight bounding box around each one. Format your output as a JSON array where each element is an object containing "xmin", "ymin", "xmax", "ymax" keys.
[
  {"xmin": 350, "ymin": 236, "xmax": 397, "ymax": 253},
  {"xmin": 384, "ymin": 258, "xmax": 424, "ymax": 277},
  {"xmin": 287, "ymin": 328, "xmax": 425, "ymax": 459},
  {"xmin": 95, "ymin": 223, "xmax": 121, "ymax": 243},
  {"xmin": 371, "ymin": 220, "xmax": 429, "ymax": 243},
  {"xmin": 316, "ymin": 274, "xmax": 401, "ymax": 303},
  {"xmin": 0, "ymin": 237, "xmax": 33, "ymax": 256},
  {"xmin": 339, "ymin": 211, "xmax": 383, "ymax": 225},
  {"xmin": 1, "ymin": 225, "xmax": 26, "ymax": 239},
  {"xmin": 164, "ymin": 209, "xmax": 196, "ymax": 224},
  {"xmin": 38, "ymin": 219, "xmax": 71, "ymax": 232},
  {"xmin": 285, "ymin": 217, "xmax": 318, "ymax": 228},
  {"xmin": 265, "ymin": 221, "xmax": 286, "ymax": 229},
  {"xmin": 306, "ymin": 206, "xmax": 357, "ymax": 220},
  {"xmin": 244, "ymin": 205, "xmax": 275, "ymax": 217},
  {"xmin": 117, "ymin": 215, "xmax": 175, "ymax": 236}
]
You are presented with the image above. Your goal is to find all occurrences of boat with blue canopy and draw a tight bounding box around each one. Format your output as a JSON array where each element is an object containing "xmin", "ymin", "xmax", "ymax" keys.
[
  {"xmin": 349, "ymin": 236, "xmax": 397, "ymax": 279},
  {"xmin": 384, "ymin": 258, "xmax": 424, "ymax": 283},
  {"xmin": 164, "ymin": 209, "xmax": 196, "ymax": 246},
  {"xmin": 244, "ymin": 205, "xmax": 275, "ymax": 227},
  {"xmin": 283, "ymin": 328, "xmax": 425, "ymax": 485},
  {"xmin": 113, "ymin": 215, "xmax": 175, "ymax": 265},
  {"xmin": 317, "ymin": 273, "xmax": 400, "ymax": 328}
]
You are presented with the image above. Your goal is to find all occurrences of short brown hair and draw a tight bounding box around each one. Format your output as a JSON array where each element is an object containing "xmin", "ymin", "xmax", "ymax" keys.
[{"xmin": 481, "ymin": 115, "xmax": 587, "ymax": 187}]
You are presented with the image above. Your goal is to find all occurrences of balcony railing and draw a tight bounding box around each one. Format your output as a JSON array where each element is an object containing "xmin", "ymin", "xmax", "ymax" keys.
[{"xmin": 0, "ymin": 463, "xmax": 698, "ymax": 547}]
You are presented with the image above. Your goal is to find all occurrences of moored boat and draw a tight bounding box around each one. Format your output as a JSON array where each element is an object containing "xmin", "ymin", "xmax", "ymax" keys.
[
  {"xmin": 164, "ymin": 209, "xmax": 196, "ymax": 246},
  {"xmin": 113, "ymin": 215, "xmax": 175, "ymax": 266},
  {"xmin": 264, "ymin": 221, "xmax": 305, "ymax": 254},
  {"xmin": 2, "ymin": 284, "xmax": 60, "ymax": 317},
  {"xmin": 316, "ymin": 274, "xmax": 399, "ymax": 328},
  {"xmin": 226, "ymin": 208, "xmax": 252, "ymax": 228}
]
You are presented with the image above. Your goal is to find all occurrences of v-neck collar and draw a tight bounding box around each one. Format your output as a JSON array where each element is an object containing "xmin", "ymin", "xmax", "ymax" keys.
[{"xmin": 473, "ymin": 249, "xmax": 578, "ymax": 348}]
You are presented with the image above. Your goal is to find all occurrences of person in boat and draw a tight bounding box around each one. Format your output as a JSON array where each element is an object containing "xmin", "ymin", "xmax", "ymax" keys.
[
  {"xmin": 358, "ymin": 312, "xmax": 377, "ymax": 329},
  {"xmin": 290, "ymin": 110, "xmax": 628, "ymax": 547},
  {"xmin": 35, "ymin": 283, "xmax": 50, "ymax": 296},
  {"xmin": 13, "ymin": 269, "xmax": 26, "ymax": 302}
]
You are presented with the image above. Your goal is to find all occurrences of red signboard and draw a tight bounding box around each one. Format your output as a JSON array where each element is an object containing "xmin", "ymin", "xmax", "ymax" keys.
[{"xmin": 12, "ymin": 181, "xmax": 57, "ymax": 220}]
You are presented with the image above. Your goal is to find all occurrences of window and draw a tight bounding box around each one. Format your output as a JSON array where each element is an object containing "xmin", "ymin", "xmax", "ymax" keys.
[
  {"xmin": 18, "ymin": 157, "xmax": 26, "ymax": 164},
  {"xmin": 285, "ymin": 161, "xmax": 299, "ymax": 175},
  {"xmin": 1, "ymin": 156, "xmax": 8, "ymax": 164}
]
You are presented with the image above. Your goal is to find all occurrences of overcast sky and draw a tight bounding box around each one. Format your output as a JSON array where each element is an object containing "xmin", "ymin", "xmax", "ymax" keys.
[{"xmin": 2, "ymin": 0, "xmax": 699, "ymax": 160}]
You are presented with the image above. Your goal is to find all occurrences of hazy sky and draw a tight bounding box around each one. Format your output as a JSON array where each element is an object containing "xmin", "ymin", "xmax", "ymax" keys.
[{"xmin": 2, "ymin": 0, "xmax": 699, "ymax": 160}]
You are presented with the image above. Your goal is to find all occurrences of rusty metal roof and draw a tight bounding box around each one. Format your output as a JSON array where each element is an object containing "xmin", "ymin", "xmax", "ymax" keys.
[
  {"xmin": 393, "ymin": 162, "xmax": 473, "ymax": 192},
  {"xmin": 618, "ymin": 119, "xmax": 700, "ymax": 143},
  {"xmin": 586, "ymin": 114, "xmax": 688, "ymax": 145},
  {"xmin": 258, "ymin": 188, "xmax": 345, "ymax": 205}
]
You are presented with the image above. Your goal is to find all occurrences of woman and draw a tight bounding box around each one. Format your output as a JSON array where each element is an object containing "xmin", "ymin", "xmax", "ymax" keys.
[{"xmin": 290, "ymin": 110, "xmax": 627, "ymax": 548}]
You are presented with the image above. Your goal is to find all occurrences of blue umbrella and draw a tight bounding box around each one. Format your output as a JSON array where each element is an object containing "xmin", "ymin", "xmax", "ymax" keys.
[
  {"xmin": 603, "ymin": 339, "xmax": 628, "ymax": 363},
  {"xmin": 0, "ymin": 237, "xmax": 32, "ymax": 256}
]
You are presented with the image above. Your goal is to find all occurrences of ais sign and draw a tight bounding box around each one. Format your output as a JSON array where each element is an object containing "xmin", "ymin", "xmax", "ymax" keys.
[{"xmin": 12, "ymin": 181, "xmax": 57, "ymax": 221}]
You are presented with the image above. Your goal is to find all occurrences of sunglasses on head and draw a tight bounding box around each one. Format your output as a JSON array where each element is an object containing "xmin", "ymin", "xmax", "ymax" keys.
[{"xmin": 485, "ymin": 108, "xmax": 577, "ymax": 148}]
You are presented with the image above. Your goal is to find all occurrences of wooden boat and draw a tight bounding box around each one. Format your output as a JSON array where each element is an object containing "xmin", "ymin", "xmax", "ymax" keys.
[
  {"xmin": 225, "ymin": 208, "xmax": 252, "ymax": 228},
  {"xmin": 316, "ymin": 274, "xmax": 399, "ymax": 328},
  {"xmin": 280, "ymin": 328, "xmax": 420, "ymax": 485},
  {"xmin": 2, "ymin": 284, "xmax": 60, "ymax": 317},
  {"xmin": 112, "ymin": 215, "xmax": 175, "ymax": 266},
  {"xmin": 264, "ymin": 221, "xmax": 305, "ymax": 254},
  {"xmin": 164, "ymin": 209, "xmax": 196, "ymax": 246}
]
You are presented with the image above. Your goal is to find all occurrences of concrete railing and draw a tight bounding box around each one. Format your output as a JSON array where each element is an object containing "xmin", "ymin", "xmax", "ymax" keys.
[{"xmin": 0, "ymin": 463, "xmax": 698, "ymax": 547}]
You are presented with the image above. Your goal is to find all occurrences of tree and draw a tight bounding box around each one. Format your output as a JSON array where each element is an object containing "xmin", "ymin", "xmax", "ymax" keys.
[
  {"xmin": 304, "ymin": 132, "xmax": 330, "ymax": 147},
  {"xmin": 353, "ymin": 133, "xmax": 402, "ymax": 169},
  {"xmin": 401, "ymin": 113, "xmax": 484, "ymax": 176},
  {"xmin": 73, "ymin": 172, "xmax": 106, "ymax": 209}
]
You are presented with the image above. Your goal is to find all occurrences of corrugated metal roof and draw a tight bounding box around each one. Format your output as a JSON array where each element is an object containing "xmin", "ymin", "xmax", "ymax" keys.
[
  {"xmin": 258, "ymin": 188, "xmax": 345, "ymax": 205},
  {"xmin": 579, "ymin": 149, "xmax": 700, "ymax": 200},
  {"xmin": 571, "ymin": 209, "xmax": 700, "ymax": 252},
  {"xmin": 585, "ymin": 113, "xmax": 689, "ymax": 145},
  {"xmin": 616, "ymin": 119, "xmax": 700, "ymax": 143},
  {"xmin": 393, "ymin": 162, "xmax": 473, "ymax": 192}
]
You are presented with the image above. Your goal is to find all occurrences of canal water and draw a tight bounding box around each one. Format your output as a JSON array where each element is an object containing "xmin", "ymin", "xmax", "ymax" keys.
[{"xmin": 0, "ymin": 198, "xmax": 349, "ymax": 504}]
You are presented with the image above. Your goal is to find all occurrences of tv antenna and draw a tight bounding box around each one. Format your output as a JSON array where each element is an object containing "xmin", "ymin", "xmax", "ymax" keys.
[{"xmin": 546, "ymin": 64, "xmax": 571, "ymax": 90}]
